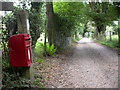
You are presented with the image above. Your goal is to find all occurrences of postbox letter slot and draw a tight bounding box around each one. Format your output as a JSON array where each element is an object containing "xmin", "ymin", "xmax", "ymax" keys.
[{"xmin": 25, "ymin": 38, "xmax": 30, "ymax": 41}]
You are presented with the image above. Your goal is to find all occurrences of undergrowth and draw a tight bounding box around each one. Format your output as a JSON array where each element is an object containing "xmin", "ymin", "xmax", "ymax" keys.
[
  {"xmin": 34, "ymin": 41, "xmax": 57, "ymax": 58},
  {"xmin": 97, "ymin": 35, "xmax": 119, "ymax": 49},
  {"xmin": 2, "ymin": 72, "xmax": 45, "ymax": 89}
]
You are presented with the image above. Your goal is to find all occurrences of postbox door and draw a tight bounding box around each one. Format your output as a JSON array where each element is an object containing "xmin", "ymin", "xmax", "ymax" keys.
[
  {"xmin": 26, "ymin": 47, "xmax": 32, "ymax": 66},
  {"xmin": 24, "ymin": 35, "xmax": 32, "ymax": 66},
  {"xmin": 9, "ymin": 33, "xmax": 32, "ymax": 67}
]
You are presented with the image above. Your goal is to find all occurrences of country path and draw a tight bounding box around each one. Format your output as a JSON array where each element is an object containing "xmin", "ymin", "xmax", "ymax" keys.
[
  {"xmin": 36, "ymin": 38, "xmax": 118, "ymax": 88},
  {"xmin": 61, "ymin": 38, "xmax": 118, "ymax": 88}
]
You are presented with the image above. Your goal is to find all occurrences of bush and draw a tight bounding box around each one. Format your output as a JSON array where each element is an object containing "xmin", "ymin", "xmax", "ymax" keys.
[
  {"xmin": 34, "ymin": 41, "xmax": 57, "ymax": 57},
  {"xmin": 97, "ymin": 35, "xmax": 119, "ymax": 49},
  {"xmin": 2, "ymin": 72, "xmax": 32, "ymax": 88},
  {"xmin": 34, "ymin": 42, "xmax": 44, "ymax": 57},
  {"xmin": 46, "ymin": 44, "xmax": 57, "ymax": 56},
  {"xmin": 2, "ymin": 72, "xmax": 45, "ymax": 89},
  {"xmin": 36, "ymin": 58, "xmax": 44, "ymax": 63}
]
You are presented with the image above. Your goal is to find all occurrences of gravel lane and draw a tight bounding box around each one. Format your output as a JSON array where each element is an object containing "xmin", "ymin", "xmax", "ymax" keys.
[
  {"xmin": 60, "ymin": 38, "xmax": 118, "ymax": 88},
  {"xmin": 42, "ymin": 38, "xmax": 118, "ymax": 88}
]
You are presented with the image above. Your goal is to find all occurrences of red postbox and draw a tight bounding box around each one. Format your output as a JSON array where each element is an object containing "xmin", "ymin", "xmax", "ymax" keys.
[{"xmin": 9, "ymin": 33, "xmax": 32, "ymax": 67}]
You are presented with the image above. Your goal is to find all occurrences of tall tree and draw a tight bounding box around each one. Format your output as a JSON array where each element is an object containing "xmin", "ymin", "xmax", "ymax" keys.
[
  {"xmin": 88, "ymin": 2, "xmax": 118, "ymax": 39},
  {"xmin": 114, "ymin": 2, "xmax": 120, "ymax": 45},
  {"xmin": 46, "ymin": 2, "xmax": 56, "ymax": 45},
  {"xmin": 53, "ymin": 2, "xmax": 88, "ymax": 48},
  {"xmin": 29, "ymin": 2, "xmax": 43, "ymax": 48}
]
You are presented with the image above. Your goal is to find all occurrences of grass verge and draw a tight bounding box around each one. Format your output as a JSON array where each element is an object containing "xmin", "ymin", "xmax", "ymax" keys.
[{"xmin": 96, "ymin": 35, "xmax": 120, "ymax": 50}]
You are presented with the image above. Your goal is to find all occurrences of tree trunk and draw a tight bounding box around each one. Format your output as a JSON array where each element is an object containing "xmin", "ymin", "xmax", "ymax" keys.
[
  {"xmin": 82, "ymin": 23, "xmax": 87, "ymax": 37},
  {"xmin": 46, "ymin": 2, "xmax": 55, "ymax": 45},
  {"xmin": 109, "ymin": 31, "xmax": 112, "ymax": 41},
  {"xmin": 44, "ymin": 28, "xmax": 47, "ymax": 56},
  {"xmin": 75, "ymin": 31, "xmax": 78, "ymax": 40},
  {"xmin": 17, "ymin": 10, "xmax": 34, "ymax": 80},
  {"xmin": 96, "ymin": 24, "xmax": 106, "ymax": 40},
  {"xmin": 88, "ymin": 32, "xmax": 90, "ymax": 38}
]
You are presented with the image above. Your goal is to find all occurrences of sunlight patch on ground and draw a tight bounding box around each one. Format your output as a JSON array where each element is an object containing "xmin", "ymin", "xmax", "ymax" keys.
[{"xmin": 77, "ymin": 38, "xmax": 93, "ymax": 44}]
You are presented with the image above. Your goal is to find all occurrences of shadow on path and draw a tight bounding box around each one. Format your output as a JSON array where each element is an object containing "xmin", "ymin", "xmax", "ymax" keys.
[{"xmin": 37, "ymin": 38, "xmax": 118, "ymax": 88}]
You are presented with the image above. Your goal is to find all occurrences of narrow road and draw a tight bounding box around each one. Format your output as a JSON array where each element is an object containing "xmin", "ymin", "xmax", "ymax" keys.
[
  {"xmin": 63, "ymin": 38, "xmax": 118, "ymax": 88},
  {"xmin": 44, "ymin": 38, "xmax": 118, "ymax": 88}
]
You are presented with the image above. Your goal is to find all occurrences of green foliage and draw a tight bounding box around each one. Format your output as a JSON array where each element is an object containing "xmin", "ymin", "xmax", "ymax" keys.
[
  {"xmin": 46, "ymin": 44, "xmax": 57, "ymax": 56},
  {"xmin": 88, "ymin": 2, "xmax": 118, "ymax": 33},
  {"xmin": 113, "ymin": 2, "xmax": 120, "ymax": 16},
  {"xmin": 2, "ymin": 2, "xmax": 44, "ymax": 48},
  {"xmin": 2, "ymin": 61, "xmax": 10, "ymax": 71},
  {"xmin": 53, "ymin": 2, "xmax": 119, "ymax": 42},
  {"xmin": 53, "ymin": 2, "xmax": 85, "ymax": 18},
  {"xmin": 29, "ymin": 2, "xmax": 44, "ymax": 48},
  {"xmin": 1, "ymin": 7, "xmax": 21, "ymax": 74},
  {"xmin": 36, "ymin": 58, "xmax": 45, "ymax": 63},
  {"xmin": 52, "ymin": 2, "xmax": 91, "ymax": 49},
  {"xmin": 75, "ymin": 36, "xmax": 82, "ymax": 41},
  {"xmin": 100, "ymin": 41, "xmax": 118, "ymax": 48},
  {"xmin": 1, "ymin": 42, "xmax": 10, "ymax": 71},
  {"xmin": 2, "ymin": 72, "xmax": 44, "ymax": 88},
  {"xmin": 53, "ymin": 2, "xmax": 87, "ymax": 37},
  {"xmin": 54, "ymin": 14, "xmax": 75, "ymax": 37},
  {"xmin": 34, "ymin": 41, "xmax": 45, "ymax": 64},
  {"xmin": 97, "ymin": 35, "xmax": 119, "ymax": 48},
  {"xmin": 34, "ymin": 42, "xmax": 44, "ymax": 57},
  {"xmin": 34, "ymin": 41, "xmax": 57, "ymax": 57},
  {"xmin": 2, "ymin": 72, "xmax": 32, "ymax": 88},
  {"xmin": 2, "ymin": 3, "xmax": 45, "ymax": 88},
  {"xmin": 33, "ymin": 74, "xmax": 45, "ymax": 88}
]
